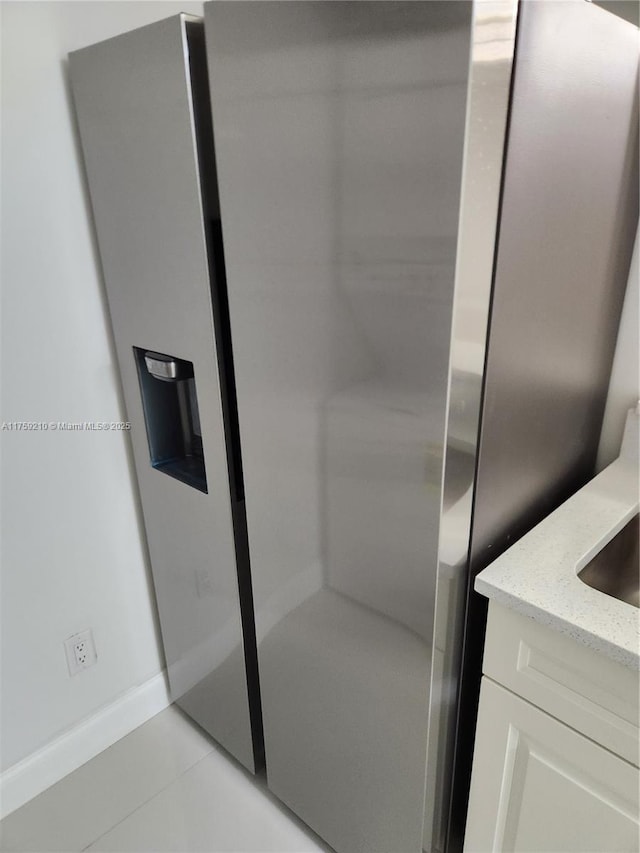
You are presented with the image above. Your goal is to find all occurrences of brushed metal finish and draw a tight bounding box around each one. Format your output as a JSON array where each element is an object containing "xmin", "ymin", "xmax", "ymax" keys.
[
  {"xmin": 473, "ymin": 0, "xmax": 639, "ymax": 561},
  {"xmin": 69, "ymin": 16, "xmax": 255, "ymax": 772},
  {"xmin": 202, "ymin": 0, "xmax": 638, "ymax": 848},
  {"xmin": 424, "ymin": 3, "xmax": 519, "ymax": 851},
  {"xmin": 204, "ymin": 3, "xmax": 472, "ymax": 851}
]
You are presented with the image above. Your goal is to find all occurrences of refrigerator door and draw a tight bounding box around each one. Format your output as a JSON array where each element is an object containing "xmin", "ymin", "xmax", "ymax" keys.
[
  {"xmin": 204, "ymin": 3, "xmax": 472, "ymax": 850},
  {"xmin": 69, "ymin": 15, "xmax": 257, "ymax": 772}
]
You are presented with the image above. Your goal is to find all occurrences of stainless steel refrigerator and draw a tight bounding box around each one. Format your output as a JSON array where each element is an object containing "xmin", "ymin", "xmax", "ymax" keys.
[{"xmin": 69, "ymin": 2, "xmax": 638, "ymax": 851}]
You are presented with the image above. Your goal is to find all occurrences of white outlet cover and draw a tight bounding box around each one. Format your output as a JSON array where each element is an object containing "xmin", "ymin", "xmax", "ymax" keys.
[{"xmin": 64, "ymin": 629, "xmax": 97, "ymax": 676}]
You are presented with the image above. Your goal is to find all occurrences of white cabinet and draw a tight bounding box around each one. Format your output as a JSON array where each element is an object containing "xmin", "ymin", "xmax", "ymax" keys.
[
  {"xmin": 464, "ymin": 604, "xmax": 639, "ymax": 853},
  {"xmin": 465, "ymin": 678, "xmax": 639, "ymax": 853}
]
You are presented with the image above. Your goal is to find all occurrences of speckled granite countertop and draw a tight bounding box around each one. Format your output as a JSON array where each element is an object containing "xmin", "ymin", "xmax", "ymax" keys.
[{"xmin": 475, "ymin": 409, "xmax": 640, "ymax": 669}]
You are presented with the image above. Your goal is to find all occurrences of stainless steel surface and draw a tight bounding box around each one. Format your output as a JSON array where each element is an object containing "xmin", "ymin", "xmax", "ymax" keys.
[
  {"xmin": 204, "ymin": 3, "xmax": 472, "ymax": 850},
  {"xmin": 579, "ymin": 514, "xmax": 639, "ymax": 609},
  {"xmin": 449, "ymin": 1, "xmax": 639, "ymax": 848},
  {"xmin": 144, "ymin": 354, "xmax": 179, "ymax": 381},
  {"xmin": 472, "ymin": 0, "xmax": 639, "ymax": 563},
  {"xmin": 594, "ymin": 1, "xmax": 640, "ymax": 28},
  {"xmin": 69, "ymin": 15, "xmax": 256, "ymax": 772},
  {"xmin": 425, "ymin": 3, "xmax": 519, "ymax": 851}
]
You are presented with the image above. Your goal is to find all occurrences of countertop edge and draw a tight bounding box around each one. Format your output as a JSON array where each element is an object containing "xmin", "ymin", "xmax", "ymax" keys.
[
  {"xmin": 475, "ymin": 577, "xmax": 639, "ymax": 669},
  {"xmin": 474, "ymin": 423, "xmax": 640, "ymax": 671}
]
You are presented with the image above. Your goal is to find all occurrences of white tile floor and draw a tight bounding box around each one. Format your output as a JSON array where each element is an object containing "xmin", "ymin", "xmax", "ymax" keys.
[{"xmin": 0, "ymin": 707, "xmax": 329, "ymax": 852}]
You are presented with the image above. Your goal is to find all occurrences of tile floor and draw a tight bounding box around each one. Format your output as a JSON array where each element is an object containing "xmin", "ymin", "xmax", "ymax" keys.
[{"xmin": 0, "ymin": 706, "xmax": 329, "ymax": 852}]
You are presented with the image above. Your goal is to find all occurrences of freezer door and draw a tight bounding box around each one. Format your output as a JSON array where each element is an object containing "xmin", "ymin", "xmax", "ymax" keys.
[
  {"xmin": 69, "ymin": 15, "xmax": 257, "ymax": 772},
  {"xmin": 204, "ymin": 3, "xmax": 472, "ymax": 850}
]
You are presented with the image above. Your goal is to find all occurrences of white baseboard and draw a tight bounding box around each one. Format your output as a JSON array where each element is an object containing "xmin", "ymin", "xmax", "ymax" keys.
[{"xmin": 0, "ymin": 670, "xmax": 170, "ymax": 820}]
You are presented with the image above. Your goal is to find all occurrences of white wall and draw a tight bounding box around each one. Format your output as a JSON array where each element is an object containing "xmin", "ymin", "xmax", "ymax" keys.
[
  {"xmin": 597, "ymin": 226, "xmax": 639, "ymax": 470},
  {"xmin": 1, "ymin": 0, "xmax": 202, "ymax": 785}
]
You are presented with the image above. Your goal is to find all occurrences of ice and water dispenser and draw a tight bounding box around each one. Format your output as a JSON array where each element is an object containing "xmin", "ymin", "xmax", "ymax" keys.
[{"xmin": 134, "ymin": 348, "xmax": 207, "ymax": 493}]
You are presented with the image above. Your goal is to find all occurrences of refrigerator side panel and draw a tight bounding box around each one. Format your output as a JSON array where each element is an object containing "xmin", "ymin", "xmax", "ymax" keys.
[
  {"xmin": 450, "ymin": 1, "xmax": 639, "ymax": 847},
  {"xmin": 69, "ymin": 15, "xmax": 256, "ymax": 772},
  {"xmin": 205, "ymin": 3, "xmax": 472, "ymax": 851},
  {"xmin": 474, "ymin": 0, "xmax": 638, "ymax": 563},
  {"xmin": 424, "ymin": 2, "xmax": 519, "ymax": 851}
]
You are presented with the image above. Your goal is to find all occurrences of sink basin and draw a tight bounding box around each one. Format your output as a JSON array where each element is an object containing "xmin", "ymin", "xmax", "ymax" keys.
[{"xmin": 579, "ymin": 514, "xmax": 639, "ymax": 609}]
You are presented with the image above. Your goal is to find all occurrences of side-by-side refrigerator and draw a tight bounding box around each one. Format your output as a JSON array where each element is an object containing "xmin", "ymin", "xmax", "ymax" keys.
[{"xmin": 69, "ymin": 2, "xmax": 639, "ymax": 851}]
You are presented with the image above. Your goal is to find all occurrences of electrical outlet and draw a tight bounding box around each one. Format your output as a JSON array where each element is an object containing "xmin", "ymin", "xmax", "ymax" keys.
[{"xmin": 64, "ymin": 629, "xmax": 97, "ymax": 676}]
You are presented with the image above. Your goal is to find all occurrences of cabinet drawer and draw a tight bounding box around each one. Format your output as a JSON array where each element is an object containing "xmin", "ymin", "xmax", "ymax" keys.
[
  {"xmin": 483, "ymin": 602, "xmax": 639, "ymax": 765},
  {"xmin": 465, "ymin": 678, "xmax": 639, "ymax": 853}
]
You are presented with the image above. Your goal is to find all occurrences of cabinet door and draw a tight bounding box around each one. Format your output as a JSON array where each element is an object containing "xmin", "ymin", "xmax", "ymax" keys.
[{"xmin": 465, "ymin": 678, "xmax": 639, "ymax": 853}]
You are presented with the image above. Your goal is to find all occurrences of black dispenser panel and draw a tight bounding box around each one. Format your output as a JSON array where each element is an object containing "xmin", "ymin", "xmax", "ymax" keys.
[{"xmin": 134, "ymin": 348, "xmax": 207, "ymax": 493}]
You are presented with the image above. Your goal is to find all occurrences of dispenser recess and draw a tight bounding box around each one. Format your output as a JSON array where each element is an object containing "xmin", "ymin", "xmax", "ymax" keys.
[{"xmin": 134, "ymin": 348, "xmax": 207, "ymax": 493}]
